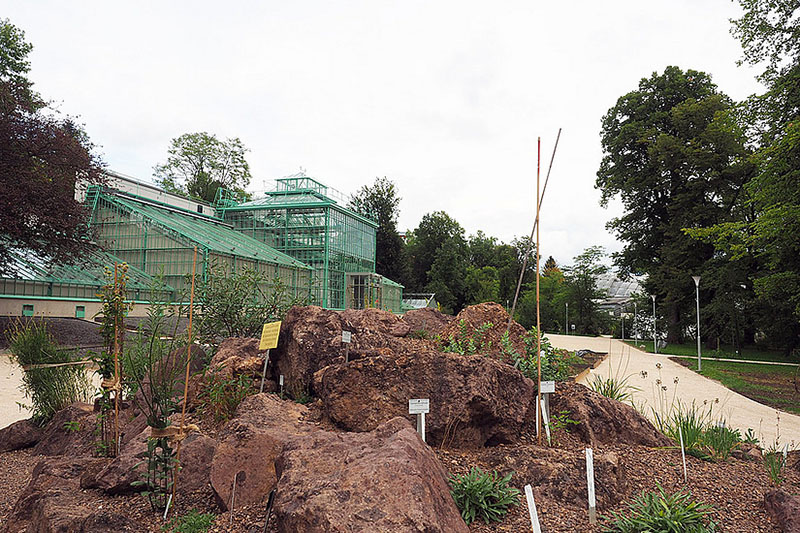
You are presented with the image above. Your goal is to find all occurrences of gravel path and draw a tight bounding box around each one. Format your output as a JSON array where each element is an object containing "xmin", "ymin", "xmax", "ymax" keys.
[{"xmin": 549, "ymin": 334, "xmax": 800, "ymax": 448}]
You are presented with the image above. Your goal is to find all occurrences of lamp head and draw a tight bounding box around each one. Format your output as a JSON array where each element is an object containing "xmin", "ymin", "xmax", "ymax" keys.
[{"xmin": 692, "ymin": 275, "xmax": 701, "ymax": 286}]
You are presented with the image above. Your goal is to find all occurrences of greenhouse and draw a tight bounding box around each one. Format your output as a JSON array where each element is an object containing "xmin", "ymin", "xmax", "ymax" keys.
[
  {"xmin": 85, "ymin": 186, "xmax": 315, "ymax": 302},
  {"xmin": 218, "ymin": 175, "xmax": 401, "ymax": 310}
]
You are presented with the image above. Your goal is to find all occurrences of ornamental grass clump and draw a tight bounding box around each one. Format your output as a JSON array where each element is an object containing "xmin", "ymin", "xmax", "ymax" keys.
[
  {"xmin": 8, "ymin": 319, "xmax": 92, "ymax": 426},
  {"xmin": 602, "ymin": 485, "xmax": 717, "ymax": 533},
  {"xmin": 449, "ymin": 467, "xmax": 520, "ymax": 525}
]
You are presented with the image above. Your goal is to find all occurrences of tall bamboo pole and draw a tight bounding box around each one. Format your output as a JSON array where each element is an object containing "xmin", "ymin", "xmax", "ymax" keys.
[
  {"xmin": 535, "ymin": 137, "xmax": 542, "ymax": 445},
  {"xmin": 113, "ymin": 263, "xmax": 120, "ymax": 456},
  {"xmin": 172, "ymin": 246, "xmax": 198, "ymax": 505}
]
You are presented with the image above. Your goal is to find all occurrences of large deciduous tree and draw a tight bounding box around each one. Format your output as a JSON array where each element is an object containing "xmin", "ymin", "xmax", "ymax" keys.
[
  {"xmin": 0, "ymin": 19, "xmax": 104, "ymax": 274},
  {"xmin": 347, "ymin": 177, "xmax": 406, "ymax": 283},
  {"xmin": 153, "ymin": 132, "xmax": 251, "ymax": 204},
  {"xmin": 596, "ymin": 66, "xmax": 752, "ymax": 342}
]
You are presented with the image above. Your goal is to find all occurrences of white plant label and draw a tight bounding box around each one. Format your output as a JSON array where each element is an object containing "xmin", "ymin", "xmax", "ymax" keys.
[
  {"xmin": 540, "ymin": 380, "xmax": 555, "ymax": 394},
  {"xmin": 341, "ymin": 331, "xmax": 352, "ymax": 344},
  {"xmin": 279, "ymin": 375, "xmax": 284, "ymax": 386},
  {"xmin": 541, "ymin": 397, "xmax": 551, "ymax": 445},
  {"xmin": 524, "ymin": 484, "xmax": 542, "ymax": 533},
  {"xmin": 586, "ymin": 448, "xmax": 597, "ymax": 524},
  {"xmin": 408, "ymin": 398, "xmax": 430, "ymax": 414},
  {"xmin": 679, "ymin": 426, "xmax": 688, "ymax": 483}
]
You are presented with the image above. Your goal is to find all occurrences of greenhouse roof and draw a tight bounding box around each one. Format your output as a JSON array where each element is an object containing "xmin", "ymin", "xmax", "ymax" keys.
[
  {"xmin": 96, "ymin": 190, "xmax": 314, "ymax": 270},
  {"xmin": 382, "ymin": 277, "xmax": 404, "ymax": 288},
  {"xmin": 1, "ymin": 246, "xmax": 170, "ymax": 292}
]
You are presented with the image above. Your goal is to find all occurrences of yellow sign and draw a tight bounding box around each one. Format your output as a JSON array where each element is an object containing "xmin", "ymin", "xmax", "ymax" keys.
[{"xmin": 259, "ymin": 321, "xmax": 282, "ymax": 350}]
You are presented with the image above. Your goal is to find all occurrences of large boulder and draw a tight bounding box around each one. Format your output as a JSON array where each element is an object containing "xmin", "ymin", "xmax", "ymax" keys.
[
  {"xmin": 273, "ymin": 417, "xmax": 469, "ymax": 533},
  {"xmin": 549, "ymin": 381, "xmax": 671, "ymax": 447},
  {"xmin": 208, "ymin": 337, "xmax": 263, "ymax": 380},
  {"xmin": 5, "ymin": 457, "xmax": 137, "ymax": 533},
  {"xmin": 765, "ymin": 489, "xmax": 800, "ymax": 533},
  {"xmin": 271, "ymin": 306, "xmax": 415, "ymax": 397},
  {"xmin": 440, "ymin": 302, "xmax": 528, "ymax": 359},
  {"xmin": 86, "ymin": 424, "xmax": 216, "ymax": 496},
  {"xmin": 313, "ymin": 349, "xmax": 537, "ymax": 447},
  {"xmin": 0, "ymin": 419, "xmax": 44, "ymax": 452},
  {"xmin": 33, "ymin": 402, "xmax": 97, "ymax": 456},
  {"xmin": 209, "ymin": 393, "xmax": 317, "ymax": 510},
  {"xmin": 402, "ymin": 307, "xmax": 453, "ymax": 337},
  {"xmin": 486, "ymin": 445, "xmax": 628, "ymax": 509}
]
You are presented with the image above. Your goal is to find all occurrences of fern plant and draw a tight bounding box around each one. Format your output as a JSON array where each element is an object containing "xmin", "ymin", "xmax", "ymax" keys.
[{"xmin": 449, "ymin": 467, "xmax": 520, "ymax": 525}]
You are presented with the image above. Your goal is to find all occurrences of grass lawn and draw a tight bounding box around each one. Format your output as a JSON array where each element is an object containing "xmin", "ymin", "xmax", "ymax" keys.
[
  {"xmin": 624, "ymin": 339, "xmax": 795, "ymax": 364},
  {"xmin": 672, "ymin": 357, "xmax": 800, "ymax": 415}
]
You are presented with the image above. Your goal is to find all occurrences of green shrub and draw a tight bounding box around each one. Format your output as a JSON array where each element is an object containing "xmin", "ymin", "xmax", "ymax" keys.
[
  {"xmin": 703, "ymin": 425, "xmax": 741, "ymax": 461},
  {"xmin": 449, "ymin": 467, "xmax": 520, "ymax": 525},
  {"xmin": 8, "ymin": 320, "xmax": 92, "ymax": 426},
  {"xmin": 198, "ymin": 372, "xmax": 252, "ymax": 422},
  {"xmin": 161, "ymin": 508, "xmax": 215, "ymax": 533},
  {"xmin": 440, "ymin": 320, "xmax": 493, "ymax": 355},
  {"xmin": 589, "ymin": 374, "xmax": 638, "ymax": 403},
  {"xmin": 502, "ymin": 328, "xmax": 571, "ymax": 382},
  {"xmin": 655, "ymin": 402, "xmax": 742, "ymax": 462},
  {"xmin": 603, "ymin": 485, "xmax": 717, "ymax": 532}
]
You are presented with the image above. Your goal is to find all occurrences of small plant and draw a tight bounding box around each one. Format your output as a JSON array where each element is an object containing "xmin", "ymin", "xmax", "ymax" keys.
[
  {"xmin": 602, "ymin": 485, "xmax": 717, "ymax": 532},
  {"xmin": 547, "ymin": 409, "xmax": 579, "ymax": 446},
  {"xmin": 764, "ymin": 445, "xmax": 786, "ymax": 486},
  {"xmin": 161, "ymin": 508, "xmax": 215, "ymax": 532},
  {"xmin": 589, "ymin": 374, "xmax": 638, "ymax": 403},
  {"xmin": 743, "ymin": 428, "xmax": 759, "ymax": 446},
  {"xmin": 659, "ymin": 402, "xmax": 710, "ymax": 460},
  {"xmin": 409, "ymin": 329, "xmax": 430, "ymax": 340},
  {"xmin": 449, "ymin": 467, "xmax": 520, "ymax": 525},
  {"xmin": 441, "ymin": 320, "xmax": 493, "ymax": 355},
  {"xmin": 703, "ymin": 424, "xmax": 741, "ymax": 461},
  {"xmin": 198, "ymin": 372, "xmax": 253, "ymax": 423},
  {"xmin": 63, "ymin": 420, "xmax": 80, "ymax": 433},
  {"xmin": 502, "ymin": 328, "xmax": 571, "ymax": 382},
  {"xmin": 8, "ymin": 319, "xmax": 92, "ymax": 426}
]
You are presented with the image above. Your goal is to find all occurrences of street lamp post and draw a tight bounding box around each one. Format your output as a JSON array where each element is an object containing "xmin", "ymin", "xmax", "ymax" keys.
[
  {"xmin": 565, "ymin": 302, "xmax": 568, "ymax": 335},
  {"xmin": 634, "ymin": 302, "xmax": 638, "ymax": 343},
  {"xmin": 651, "ymin": 294, "xmax": 657, "ymax": 354},
  {"xmin": 693, "ymin": 275, "xmax": 702, "ymax": 372}
]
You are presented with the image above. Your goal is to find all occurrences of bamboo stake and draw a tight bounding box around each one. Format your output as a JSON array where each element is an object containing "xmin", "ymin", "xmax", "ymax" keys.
[
  {"xmin": 507, "ymin": 128, "xmax": 562, "ymax": 331},
  {"xmin": 535, "ymin": 138, "xmax": 542, "ymax": 445},
  {"xmin": 171, "ymin": 246, "xmax": 198, "ymax": 508},
  {"xmin": 113, "ymin": 263, "xmax": 120, "ymax": 457}
]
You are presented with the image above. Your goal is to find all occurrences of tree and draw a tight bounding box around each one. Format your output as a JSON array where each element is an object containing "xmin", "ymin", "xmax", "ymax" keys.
[
  {"xmin": 348, "ymin": 177, "xmax": 406, "ymax": 283},
  {"xmin": 0, "ymin": 19, "xmax": 105, "ymax": 274},
  {"xmin": 464, "ymin": 266, "xmax": 500, "ymax": 305},
  {"xmin": 596, "ymin": 66, "xmax": 752, "ymax": 342},
  {"xmin": 405, "ymin": 211, "xmax": 465, "ymax": 291},
  {"xmin": 153, "ymin": 132, "xmax": 251, "ymax": 203},
  {"xmin": 563, "ymin": 246, "xmax": 609, "ymax": 335}
]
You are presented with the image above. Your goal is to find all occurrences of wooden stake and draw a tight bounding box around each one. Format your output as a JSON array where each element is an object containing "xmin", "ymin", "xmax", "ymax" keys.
[
  {"xmin": 113, "ymin": 263, "xmax": 120, "ymax": 457},
  {"xmin": 172, "ymin": 246, "xmax": 198, "ymax": 507},
  {"xmin": 536, "ymin": 137, "xmax": 542, "ymax": 445}
]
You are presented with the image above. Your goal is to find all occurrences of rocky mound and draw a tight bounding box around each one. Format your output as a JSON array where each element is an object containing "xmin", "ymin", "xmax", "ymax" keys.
[
  {"xmin": 402, "ymin": 307, "xmax": 453, "ymax": 336},
  {"xmin": 440, "ymin": 302, "xmax": 528, "ymax": 358},
  {"xmin": 313, "ymin": 349, "xmax": 537, "ymax": 447},
  {"xmin": 550, "ymin": 381, "xmax": 672, "ymax": 447},
  {"xmin": 274, "ymin": 417, "xmax": 468, "ymax": 533}
]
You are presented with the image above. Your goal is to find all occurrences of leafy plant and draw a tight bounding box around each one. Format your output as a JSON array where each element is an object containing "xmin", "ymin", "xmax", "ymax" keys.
[
  {"xmin": 502, "ymin": 328, "xmax": 571, "ymax": 382},
  {"xmin": 161, "ymin": 508, "xmax": 215, "ymax": 533},
  {"xmin": 8, "ymin": 319, "xmax": 92, "ymax": 426},
  {"xmin": 547, "ymin": 410, "xmax": 579, "ymax": 446},
  {"xmin": 63, "ymin": 420, "xmax": 80, "ymax": 433},
  {"xmin": 191, "ymin": 264, "xmax": 309, "ymax": 347},
  {"xmin": 602, "ymin": 485, "xmax": 717, "ymax": 533},
  {"xmin": 743, "ymin": 428, "xmax": 759, "ymax": 446},
  {"xmin": 440, "ymin": 320, "xmax": 493, "ymax": 355},
  {"xmin": 655, "ymin": 402, "xmax": 743, "ymax": 462},
  {"xmin": 764, "ymin": 445, "xmax": 786, "ymax": 486},
  {"xmin": 703, "ymin": 425, "xmax": 741, "ymax": 461},
  {"xmin": 197, "ymin": 372, "xmax": 252, "ymax": 423},
  {"xmin": 449, "ymin": 467, "xmax": 520, "ymax": 525},
  {"xmin": 589, "ymin": 374, "xmax": 638, "ymax": 403}
]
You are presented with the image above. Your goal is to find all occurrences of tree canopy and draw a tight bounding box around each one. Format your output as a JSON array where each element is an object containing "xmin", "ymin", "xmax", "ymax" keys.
[
  {"xmin": 153, "ymin": 132, "xmax": 252, "ymax": 204},
  {"xmin": 0, "ymin": 19, "xmax": 104, "ymax": 274}
]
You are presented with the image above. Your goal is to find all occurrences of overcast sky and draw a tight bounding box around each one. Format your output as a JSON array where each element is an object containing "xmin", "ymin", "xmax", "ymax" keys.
[{"xmin": 6, "ymin": 1, "xmax": 763, "ymax": 268}]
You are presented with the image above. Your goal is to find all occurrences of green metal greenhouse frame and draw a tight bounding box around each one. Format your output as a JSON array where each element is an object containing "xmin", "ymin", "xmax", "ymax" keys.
[
  {"xmin": 217, "ymin": 176, "xmax": 386, "ymax": 310},
  {"xmin": 85, "ymin": 187, "xmax": 315, "ymax": 302}
]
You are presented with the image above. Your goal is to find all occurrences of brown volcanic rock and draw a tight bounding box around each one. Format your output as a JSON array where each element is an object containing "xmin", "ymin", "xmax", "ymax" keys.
[
  {"xmin": 489, "ymin": 445, "xmax": 627, "ymax": 509},
  {"xmin": 0, "ymin": 419, "xmax": 44, "ymax": 452},
  {"xmin": 273, "ymin": 417, "xmax": 469, "ymax": 533},
  {"xmin": 549, "ymin": 381, "xmax": 671, "ymax": 447},
  {"xmin": 5, "ymin": 456, "xmax": 137, "ymax": 533},
  {"xmin": 765, "ymin": 489, "xmax": 800, "ymax": 533},
  {"xmin": 32, "ymin": 403, "xmax": 97, "ymax": 457},
  {"xmin": 313, "ymin": 349, "xmax": 536, "ymax": 447},
  {"xmin": 271, "ymin": 306, "xmax": 415, "ymax": 397},
  {"xmin": 209, "ymin": 393, "xmax": 316, "ymax": 510},
  {"xmin": 208, "ymin": 337, "xmax": 263, "ymax": 379},
  {"xmin": 441, "ymin": 302, "xmax": 528, "ymax": 358},
  {"xmin": 402, "ymin": 307, "xmax": 454, "ymax": 336}
]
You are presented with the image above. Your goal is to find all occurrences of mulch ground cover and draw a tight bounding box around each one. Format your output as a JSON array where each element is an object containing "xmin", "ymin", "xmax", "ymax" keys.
[{"xmin": 0, "ymin": 317, "xmax": 104, "ymax": 350}]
